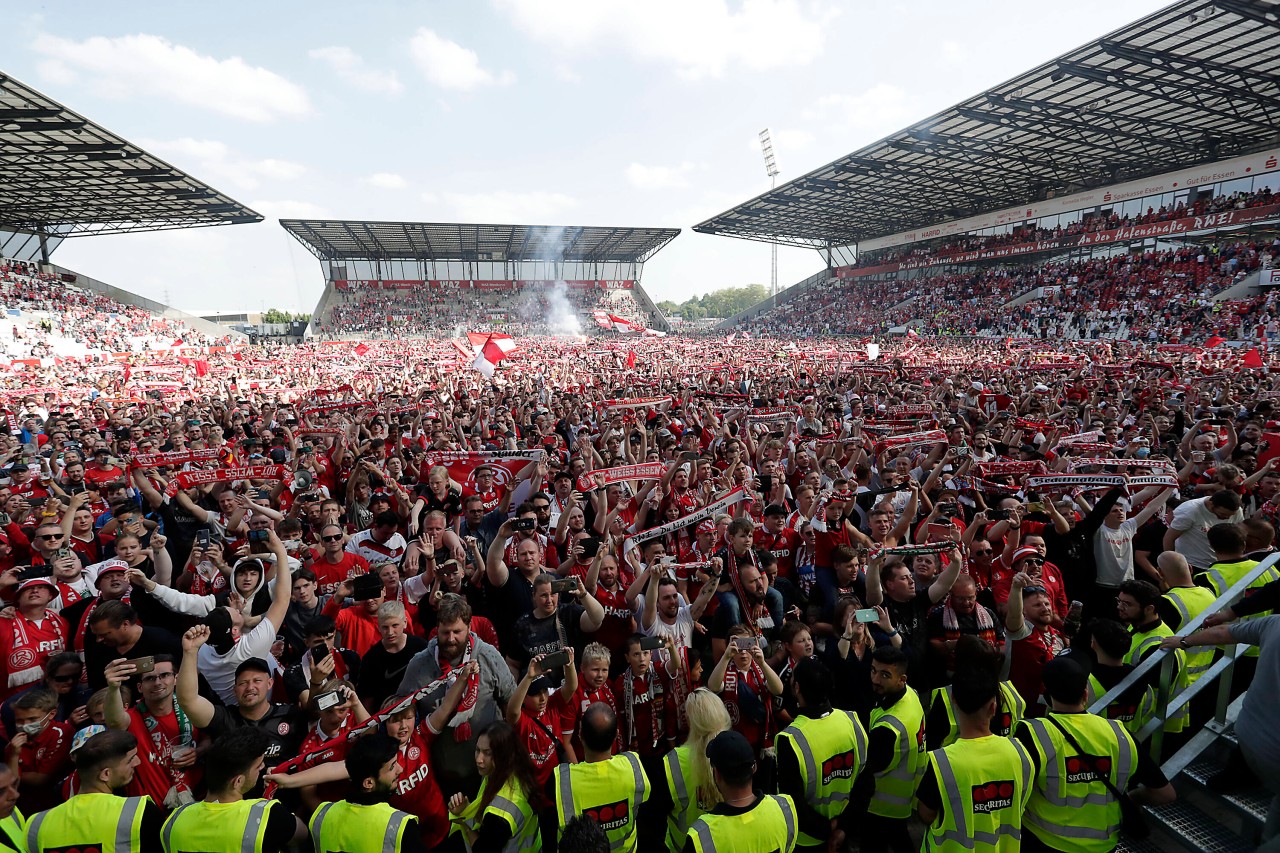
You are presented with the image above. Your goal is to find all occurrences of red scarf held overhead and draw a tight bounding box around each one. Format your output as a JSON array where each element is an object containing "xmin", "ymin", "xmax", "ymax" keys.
[{"xmin": 437, "ymin": 634, "xmax": 480, "ymax": 742}]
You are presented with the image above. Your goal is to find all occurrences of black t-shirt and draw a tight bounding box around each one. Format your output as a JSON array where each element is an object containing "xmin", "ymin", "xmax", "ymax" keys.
[
  {"xmin": 511, "ymin": 605, "xmax": 586, "ymax": 674},
  {"xmin": 415, "ymin": 485, "xmax": 463, "ymax": 520},
  {"xmin": 156, "ymin": 496, "xmax": 208, "ymax": 567},
  {"xmin": 883, "ymin": 588, "xmax": 935, "ymax": 660},
  {"xmin": 357, "ymin": 635, "xmax": 429, "ymax": 709},
  {"xmin": 206, "ymin": 702, "xmax": 307, "ymax": 766},
  {"xmin": 86, "ymin": 625, "xmax": 183, "ymax": 691}
]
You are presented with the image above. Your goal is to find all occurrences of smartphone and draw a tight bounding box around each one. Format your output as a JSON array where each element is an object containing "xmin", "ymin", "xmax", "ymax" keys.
[
  {"xmin": 855, "ymin": 608, "xmax": 881, "ymax": 623},
  {"xmin": 988, "ymin": 509, "xmax": 1011, "ymax": 521},
  {"xmin": 131, "ymin": 656, "xmax": 156, "ymax": 674},
  {"xmin": 315, "ymin": 690, "xmax": 343, "ymax": 712},
  {"xmin": 311, "ymin": 643, "xmax": 331, "ymax": 664},
  {"xmin": 540, "ymin": 650, "xmax": 571, "ymax": 670},
  {"xmin": 578, "ymin": 538, "xmax": 600, "ymax": 559},
  {"xmin": 1025, "ymin": 501, "xmax": 1045, "ymax": 514},
  {"xmin": 196, "ymin": 529, "xmax": 211, "ymax": 549},
  {"xmin": 513, "ymin": 518, "xmax": 536, "ymax": 532},
  {"xmin": 549, "ymin": 578, "xmax": 579, "ymax": 594},
  {"xmin": 1191, "ymin": 451, "xmax": 1206, "ymax": 463},
  {"xmin": 248, "ymin": 529, "xmax": 269, "ymax": 543},
  {"xmin": 759, "ymin": 474, "xmax": 773, "ymax": 494},
  {"xmin": 680, "ymin": 451, "xmax": 698, "ymax": 463},
  {"xmin": 255, "ymin": 488, "xmax": 270, "ymax": 501},
  {"xmin": 27, "ymin": 496, "xmax": 47, "ymax": 508},
  {"xmin": 926, "ymin": 522, "xmax": 953, "ymax": 541},
  {"xmin": 16, "ymin": 565, "xmax": 47, "ymax": 582},
  {"xmin": 639, "ymin": 636, "xmax": 665, "ymax": 651}
]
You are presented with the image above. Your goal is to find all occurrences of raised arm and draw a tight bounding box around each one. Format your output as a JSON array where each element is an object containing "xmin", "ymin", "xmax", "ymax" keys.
[
  {"xmin": 176, "ymin": 625, "xmax": 217, "ymax": 728},
  {"xmin": 486, "ymin": 520, "xmax": 515, "ymax": 587}
]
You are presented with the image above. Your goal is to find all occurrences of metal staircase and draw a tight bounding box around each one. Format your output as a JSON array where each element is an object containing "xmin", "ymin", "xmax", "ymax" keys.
[{"xmin": 1095, "ymin": 553, "xmax": 1280, "ymax": 852}]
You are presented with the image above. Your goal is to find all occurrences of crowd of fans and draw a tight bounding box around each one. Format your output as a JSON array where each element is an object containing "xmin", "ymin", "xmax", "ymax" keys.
[
  {"xmin": 745, "ymin": 238, "xmax": 1279, "ymax": 342},
  {"xmin": 0, "ymin": 313, "xmax": 1279, "ymax": 851},
  {"xmin": 852, "ymin": 186, "xmax": 1279, "ymax": 270},
  {"xmin": 319, "ymin": 282, "xmax": 651, "ymax": 338},
  {"xmin": 0, "ymin": 258, "xmax": 224, "ymax": 358}
]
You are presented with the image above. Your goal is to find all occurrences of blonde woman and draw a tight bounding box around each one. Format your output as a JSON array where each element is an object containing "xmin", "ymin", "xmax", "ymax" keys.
[{"xmin": 653, "ymin": 688, "xmax": 732, "ymax": 850}]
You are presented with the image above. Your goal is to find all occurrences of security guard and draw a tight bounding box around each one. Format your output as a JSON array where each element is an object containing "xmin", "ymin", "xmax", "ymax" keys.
[
  {"xmin": 1116, "ymin": 580, "xmax": 1188, "ymax": 735},
  {"xmin": 1195, "ymin": 522, "xmax": 1273, "ymax": 686},
  {"xmin": 552, "ymin": 702, "xmax": 650, "ymax": 853},
  {"xmin": 1016, "ymin": 656, "xmax": 1175, "ymax": 853},
  {"xmin": 162, "ymin": 728, "xmax": 305, "ymax": 853},
  {"xmin": 775, "ymin": 658, "xmax": 869, "ymax": 850},
  {"xmin": 0, "ymin": 764, "xmax": 24, "ymax": 852},
  {"xmin": 26, "ymin": 729, "xmax": 164, "ymax": 853},
  {"xmin": 862, "ymin": 647, "xmax": 926, "ymax": 853},
  {"xmin": 683, "ymin": 730, "xmax": 797, "ymax": 853},
  {"xmin": 927, "ymin": 637, "xmax": 1026, "ymax": 750},
  {"xmin": 916, "ymin": 669, "xmax": 1032, "ymax": 852},
  {"xmin": 310, "ymin": 733, "xmax": 427, "ymax": 853},
  {"xmin": 1155, "ymin": 551, "xmax": 1218, "ymax": 692}
]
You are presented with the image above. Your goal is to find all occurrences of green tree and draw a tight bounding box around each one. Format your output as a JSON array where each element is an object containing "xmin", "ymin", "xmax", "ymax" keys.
[
  {"xmin": 261, "ymin": 308, "xmax": 312, "ymax": 323},
  {"xmin": 658, "ymin": 284, "xmax": 769, "ymax": 320}
]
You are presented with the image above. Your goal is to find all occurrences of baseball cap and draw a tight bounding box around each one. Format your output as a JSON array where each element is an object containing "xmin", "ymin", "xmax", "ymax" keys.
[
  {"xmin": 1042, "ymin": 653, "xmax": 1090, "ymax": 704},
  {"xmin": 235, "ymin": 657, "xmax": 273, "ymax": 679},
  {"xmin": 705, "ymin": 730, "xmax": 755, "ymax": 777},
  {"xmin": 1010, "ymin": 546, "xmax": 1042, "ymax": 565},
  {"xmin": 70, "ymin": 724, "xmax": 108, "ymax": 755},
  {"xmin": 94, "ymin": 560, "xmax": 129, "ymax": 587},
  {"xmin": 16, "ymin": 577, "xmax": 56, "ymax": 595},
  {"xmin": 528, "ymin": 675, "xmax": 552, "ymax": 694},
  {"xmin": 763, "ymin": 504, "xmax": 787, "ymax": 518}
]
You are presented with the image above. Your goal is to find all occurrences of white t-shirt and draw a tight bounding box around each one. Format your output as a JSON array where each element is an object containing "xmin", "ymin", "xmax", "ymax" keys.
[
  {"xmin": 1169, "ymin": 497, "xmax": 1244, "ymax": 571},
  {"xmin": 637, "ymin": 592, "xmax": 696, "ymax": 650},
  {"xmin": 197, "ymin": 617, "xmax": 281, "ymax": 703},
  {"xmin": 1094, "ymin": 520, "xmax": 1139, "ymax": 586}
]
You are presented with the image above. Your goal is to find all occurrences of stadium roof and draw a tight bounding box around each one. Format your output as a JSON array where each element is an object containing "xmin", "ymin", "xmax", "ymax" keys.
[
  {"xmin": 0, "ymin": 73, "xmax": 262, "ymax": 238},
  {"xmin": 694, "ymin": 0, "xmax": 1280, "ymax": 249},
  {"xmin": 280, "ymin": 220, "xmax": 681, "ymax": 264}
]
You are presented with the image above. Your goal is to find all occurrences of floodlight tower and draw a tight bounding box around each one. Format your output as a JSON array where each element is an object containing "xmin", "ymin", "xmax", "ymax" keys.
[{"xmin": 759, "ymin": 129, "xmax": 780, "ymax": 297}]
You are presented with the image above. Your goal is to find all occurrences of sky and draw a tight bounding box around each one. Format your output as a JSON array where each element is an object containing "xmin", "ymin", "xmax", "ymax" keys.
[{"xmin": 8, "ymin": 0, "xmax": 1173, "ymax": 314}]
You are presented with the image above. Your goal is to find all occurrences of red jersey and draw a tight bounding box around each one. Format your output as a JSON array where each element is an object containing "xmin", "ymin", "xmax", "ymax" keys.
[
  {"xmin": 392, "ymin": 724, "xmax": 449, "ymax": 848},
  {"xmin": 572, "ymin": 571, "xmax": 634, "ymax": 656},
  {"xmin": 754, "ymin": 528, "xmax": 801, "ymax": 579},
  {"xmin": 1010, "ymin": 624, "xmax": 1067, "ymax": 710},
  {"xmin": 15, "ymin": 719, "xmax": 72, "ymax": 813},
  {"xmin": 610, "ymin": 668, "xmax": 672, "ymax": 759},
  {"xmin": 988, "ymin": 561, "xmax": 1069, "ymax": 620},
  {"xmin": 461, "ymin": 485, "xmax": 505, "ymax": 513},
  {"xmin": 323, "ymin": 598, "xmax": 381, "ymax": 656},
  {"xmin": 566, "ymin": 683, "xmax": 618, "ymax": 759},
  {"xmin": 516, "ymin": 690, "xmax": 572, "ymax": 786},
  {"xmin": 124, "ymin": 701, "xmax": 200, "ymax": 806},
  {"xmin": 0, "ymin": 611, "xmax": 68, "ymax": 698},
  {"xmin": 813, "ymin": 519, "xmax": 852, "ymax": 569},
  {"xmin": 309, "ymin": 552, "xmax": 371, "ymax": 596}
]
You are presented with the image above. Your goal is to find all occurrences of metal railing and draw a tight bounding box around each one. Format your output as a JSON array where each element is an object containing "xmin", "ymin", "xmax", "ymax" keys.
[{"xmin": 1088, "ymin": 550, "xmax": 1280, "ymax": 761}]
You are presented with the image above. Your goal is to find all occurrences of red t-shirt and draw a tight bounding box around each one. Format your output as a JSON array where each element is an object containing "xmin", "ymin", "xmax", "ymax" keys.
[
  {"xmin": 16, "ymin": 719, "xmax": 72, "ymax": 813},
  {"xmin": 0, "ymin": 612, "xmax": 69, "ymax": 699},
  {"xmin": 323, "ymin": 598, "xmax": 381, "ymax": 657},
  {"xmin": 989, "ymin": 561, "xmax": 1069, "ymax": 620},
  {"xmin": 610, "ymin": 669, "xmax": 671, "ymax": 759},
  {"xmin": 566, "ymin": 683, "xmax": 618, "ymax": 759},
  {"xmin": 310, "ymin": 552, "xmax": 371, "ymax": 596},
  {"xmin": 391, "ymin": 724, "xmax": 449, "ymax": 848},
  {"xmin": 516, "ymin": 690, "xmax": 572, "ymax": 786},
  {"xmin": 124, "ymin": 702, "xmax": 201, "ymax": 806},
  {"xmin": 461, "ymin": 485, "xmax": 505, "ymax": 513},
  {"xmin": 1010, "ymin": 625, "xmax": 1066, "ymax": 710},
  {"xmin": 571, "ymin": 572, "xmax": 634, "ymax": 656}
]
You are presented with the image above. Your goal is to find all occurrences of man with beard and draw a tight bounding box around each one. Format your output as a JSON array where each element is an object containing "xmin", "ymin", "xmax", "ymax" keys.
[
  {"xmin": 859, "ymin": 647, "xmax": 926, "ymax": 853},
  {"xmin": 1004, "ymin": 573, "xmax": 1067, "ymax": 709},
  {"xmin": 639, "ymin": 565, "xmax": 717, "ymax": 655},
  {"xmin": 309, "ymin": 732, "xmax": 429, "ymax": 853},
  {"xmin": 25, "ymin": 729, "xmax": 164, "ymax": 853},
  {"xmin": 176, "ymin": 625, "xmax": 306, "ymax": 776},
  {"xmin": 866, "ymin": 550, "xmax": 962, "ymax": 688},
  {"xmin": 397, "ymin": 594, "xmax": 513, "ymax": 798},
  {"xmin": 925, "ymin": 575, "xmax": 1004, "ymax": 684}
]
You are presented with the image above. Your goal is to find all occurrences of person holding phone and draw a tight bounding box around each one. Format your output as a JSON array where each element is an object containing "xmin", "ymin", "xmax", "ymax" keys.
[
  {"xmin": 506, "ymin": 651, "xmax": 578, "ymax": 783},
  {"xmin": 707, "ymin": 627, "xmax": 784, "ymax": 771},
  {"xmin": 0, "ymin": 578, "xmax": 68, "ymax": 701},
  {"xmin": 508, "ymin": 573, "xmax": 604, "ymax": 684}
]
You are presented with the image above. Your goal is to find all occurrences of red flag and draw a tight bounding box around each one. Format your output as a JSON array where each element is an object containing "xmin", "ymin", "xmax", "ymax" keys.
[
  {"xmin": 1242, "ymin": 347, "xmax": 1264, "ymax": 369},
  {"xmin": 626, "ymin": 350, "xmax": 636, "ymax": 369},
  {"xmin": 1205, "ymin": 336, "xmax": 1225, "ymax": 348},
  {"xmin": 171, "ymin": 338, "xmax": 184, "ymax": 348},
  {"xmin": 353, "ymin": 343, "xmax": 370, "ymax": 357},
  {"xmin": 194, "ymin": 359, "xmax": 209, "ymax": 377}
]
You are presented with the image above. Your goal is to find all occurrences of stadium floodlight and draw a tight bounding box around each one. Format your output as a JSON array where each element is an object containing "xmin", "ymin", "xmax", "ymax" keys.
[{"xmin": 759, "ymin": 129, "xmax": 780, "ymax": 297}]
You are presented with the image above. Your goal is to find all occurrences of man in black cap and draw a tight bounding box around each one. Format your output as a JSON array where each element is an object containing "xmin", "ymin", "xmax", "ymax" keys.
[
  {"xmin": 1015, "ymin": 654, "xmax": 1174, "ymax": 852},
  {"xmin": 682, "ymin": 730, "xmax": 798, "ymax": 853},
  {"xmin": 176, "ymin": 625, "xmax": 306, "ymax": 783}
]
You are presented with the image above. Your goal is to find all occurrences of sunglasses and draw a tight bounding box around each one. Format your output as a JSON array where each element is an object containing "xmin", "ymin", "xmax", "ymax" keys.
[
  {"xmin": 1021, "ymin": 558, "xmax": 1044, "ymax": 566},
  {"xmin": 321, "ymin": 534, "xmax": 344, "ymax": 543},
  {"xmin": 1023, "ymin": 585, "xmax": 1048, "ymax": 595},
  {"xmin": 39, "ymin": 534, "xmax": 64, "ymax": 541}
]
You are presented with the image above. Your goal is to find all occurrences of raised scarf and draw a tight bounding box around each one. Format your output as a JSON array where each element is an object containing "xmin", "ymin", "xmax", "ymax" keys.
[
  {"xmin": 6, "ymin": 612, "xmax": 67, "ymax": 688},
  {"xmin": 621, "ymin": 669, "xmax": 663, "ymax": 749},
  {"xmin": 942, "ymin": 603, "xmax": 997, "ymax": 648}
]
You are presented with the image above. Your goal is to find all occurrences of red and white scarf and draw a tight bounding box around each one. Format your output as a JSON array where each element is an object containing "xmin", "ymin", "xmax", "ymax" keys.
[
  {"xmin": 621, "ymin": 669, "xmax": 663, "ymax": 750},
  {"xmin": 437, "ymin": 634, "xmax": 480, "ymax": 742},
  {"xmin": 6, "ymin": 611, "xmax": 67, "ymax": 688}
]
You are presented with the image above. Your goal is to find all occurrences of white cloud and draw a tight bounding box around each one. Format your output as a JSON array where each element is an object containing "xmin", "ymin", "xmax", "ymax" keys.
[
  {"xmin": 804, "ymin": 83, "xmax": 917, "ymax": 134},
  {"xmin": 308, "ymin": 46, "xmax": 403, "ymax": 94},
  {"xmin": 367, "ymin": 172, "xmax": 409, "ymax": 190},
  {"xmin": 250, "ymin": 199, "xmax": 333, "ymax": 220},
  {"xmin": 140, "ymin": 137, "xmax": 306, "ymax": 192},
  {"xmin": 408, "ymin": 29, "xmax": 514, "ymax": 91},
  {"xmin": 626, "ymin": 161, "xmax": 698, "ymax": 190},
  {"xmin": 420, "ymin": 190, "xmax": 578, "ymax": 223},
  {"xmin": 494, "ymin": 0, "xmax": 838, "ymax": 78},
  {"xmin": 32, "ymin": 33, "xmax": 310, "ymax": 122},
  {"xmin": 771, "ymin": 128, "xmax": 814, "ymax": 151}
]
